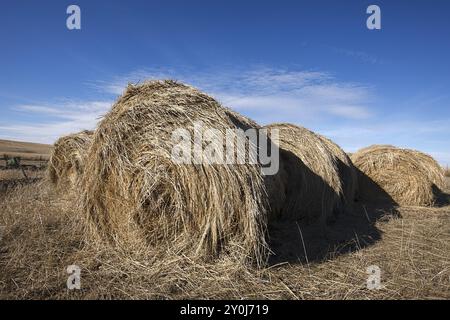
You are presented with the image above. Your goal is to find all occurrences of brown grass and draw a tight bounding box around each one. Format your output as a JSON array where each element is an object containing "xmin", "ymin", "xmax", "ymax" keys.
[
  {"xmin": 80, "ymin": 80, "xmax": 280, "ymax": 265},
  {"xmin": 1, "ymin": 83, "xmax": 448, "ymax": 300},
  {"xmin": 264, "ymin": 123, "xmax": 357, "ymax": 225},
  {"xmin": 0, "ymin": 169, "xmax": 45, "ymax": 181},
  {"xmin": 0, "ymin": 179, "xmax": 448, "ymax": 299},
  {"xmin": 47, "ymin": 130, "xmax": 93, "ymax": 191},
  {"xmin": 351, "ymin": 145, "xmax": 445, "ymax": 207}
]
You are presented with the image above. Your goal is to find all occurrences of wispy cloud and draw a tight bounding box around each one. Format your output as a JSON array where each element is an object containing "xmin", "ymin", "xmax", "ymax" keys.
[
  {"xmin": 0, "ymin": 101, "xmax": 112, "ymax": 143},
  {"xmin": 1, "ymin": 66, "xmax": 449, "ymax": 166},
  {"xmin": 331, "ymin": 47, "xmax": 382, "ymax": 65},
  {"xmin": 1, "ymin": 66, "xmax": 375, "ymax": 144},
  {"xmin": 89, "ymin": 67, "xmax": 375, "ymax": 123}
]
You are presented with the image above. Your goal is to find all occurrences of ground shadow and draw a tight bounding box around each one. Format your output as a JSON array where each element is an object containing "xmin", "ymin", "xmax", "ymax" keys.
[
  {"xmin": 433, "ymin": 183, "xmax": 450, "ymax": 207},
  {"xmin": 267, "ymin": 152, "xmax": 400, "ymax": 265}
]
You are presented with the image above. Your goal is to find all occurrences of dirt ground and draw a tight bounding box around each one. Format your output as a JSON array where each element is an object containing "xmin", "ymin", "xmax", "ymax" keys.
[{"xmin": 0, "ymin": 176, "xmax": 449, "ymax": 300}]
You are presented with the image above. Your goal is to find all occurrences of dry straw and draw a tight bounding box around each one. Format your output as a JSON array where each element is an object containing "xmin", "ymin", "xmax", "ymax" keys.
[
  {"xmin": 48, "ymin": 130, "xmax": 93, "ymax": 190},
  {"xmin": 80, "ymin": 80, "xmax": 282, "ymax": 265},
  {"xmin": 351, "ymin": 145, "xmax": 445, "ymax": 206},
  {"xmin": 319, "ymin": 134, "xmax": 358, "ymax": 206},
  {"xmin": 264, "ymin": 123, "xmax": 357, "ymax": 225}
]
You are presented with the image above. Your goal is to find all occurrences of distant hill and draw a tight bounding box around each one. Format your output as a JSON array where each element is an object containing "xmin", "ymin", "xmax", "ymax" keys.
[{"xmin": 0, "ymin": 139, "xmax": 52, "ymax": 161}]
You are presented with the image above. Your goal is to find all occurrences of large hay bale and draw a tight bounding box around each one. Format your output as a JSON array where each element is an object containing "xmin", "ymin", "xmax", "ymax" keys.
[
  {"xmin": 48, "ymin": 130, "xmax": 93, "ymax": 190},
  {"xmin": 81, "ymin": 80, "xmax": 279, "ymax": 264},
  {"xmin": 351, "ymin": 145, "xmax": 445, "ymax": 206},
  {"xmin": 264, "ymin": 123, "xmax": 354, "ymax": 225}
]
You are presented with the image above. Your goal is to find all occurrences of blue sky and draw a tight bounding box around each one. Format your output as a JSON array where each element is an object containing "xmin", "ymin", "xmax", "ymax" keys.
[{"xmin": 1, "ymin": 0, "xmax": 450, "ymax": 165}]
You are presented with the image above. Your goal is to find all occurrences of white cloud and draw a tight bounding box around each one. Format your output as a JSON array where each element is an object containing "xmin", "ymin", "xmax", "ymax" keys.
[
  {"xmin": 1, "ymin": 66, "xmax": 449, "ymax": 166},
  {"xmin": 1, "ymin": 66, "xmax": 375, "ymax": 144},
  {"xmin": 328, "ymin": 105, "xmax": 372, "ymax": 119},
  {"xmin": 89, "ymin": 67, "xmax": 374, "ymax": 124},
  {"xmin": 0, "ymin": 101, "xmax": 112, "ymax": 143},
  {"xmin": 331, "ymin": 47, "xmax": 382, "ymax": 65}
]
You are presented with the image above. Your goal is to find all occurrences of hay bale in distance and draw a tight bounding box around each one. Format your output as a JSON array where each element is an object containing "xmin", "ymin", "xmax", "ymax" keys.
[
  {"xmin": 264, "ymin": 123, "xmax": 354, "ymax": 225},
  {"xmin": 351, "ymin": 145, "xmax": 445, "ymax": 206},
  {"xmin": 81, "ymin": 80, "xmax": 279, "ymax": 264},
  {"xmin": 48, "ymin": 130, "xmax": 93, "ymax": 190}
]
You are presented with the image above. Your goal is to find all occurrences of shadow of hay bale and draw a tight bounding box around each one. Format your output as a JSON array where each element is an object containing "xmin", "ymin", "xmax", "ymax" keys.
[
  {"xmin": 264, "ymin": 124, "xmax": 357, "ymax": 227},
  {"xmin": 267, "ymin": 157, "xmax": 399, "ymax": 265},
  {"xmin": 274, "ymin": 148, "xmax": 344, "ymax": 224},
  {"xmin": 433, "ymin": 184, "xmax": 450, "ymax": 207},
  {"xmin": 353, "ymin": 167, "xmax": 398, "ymax": 207}
]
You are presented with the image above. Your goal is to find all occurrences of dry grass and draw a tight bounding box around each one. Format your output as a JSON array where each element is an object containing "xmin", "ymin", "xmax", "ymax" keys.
[
  {"xmin": 47, "ymin": 130, "xmax": 93, "ymax": 191},
  {"xmin": 351, "ymin": 145, "xmax": 445, "ymax": 206},
  {"xmin": 264, "ymin": 123, "xmax": 357, "ymax": 225},
  {"xmin": 0, "ymin": 169, "xmax": 45, "ymax": 181},
  {"xmin": 0, "ymin": 169, "xmax": 46, "ymax": 195},
  {"xmin": 1, "ymin": 84, "xmax": 448, "ymax": 300},
  {"xmin": 80, "ymin": 80, "xmax": 282, "ymax": 265},
  {"xmin": 0, "ymin": 179, "xmax": 449, "ymax": 299}
]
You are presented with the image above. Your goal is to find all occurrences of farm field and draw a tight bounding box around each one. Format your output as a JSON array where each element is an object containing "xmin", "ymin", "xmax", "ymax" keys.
[
  {"xmin": 0, "ymin": 140, "xmax": 50, "ymax": 192},
  {"xmin": 0, "ymin": 163, "xmax": 448, "ymax": 299},
  {"xmin": 0, "ymin": 139, "xmax": 51, "ymax": 160},
  {"xmin": 0, "ymin": 139, "xmax": 51, "ymax": 167},
  {"xmin": 1, "ymin": 83, "xmax": 449, "ymax": 300},
  {"xmin": 2, "ymin": 0, "xmax": 450, "ymax": 305}
]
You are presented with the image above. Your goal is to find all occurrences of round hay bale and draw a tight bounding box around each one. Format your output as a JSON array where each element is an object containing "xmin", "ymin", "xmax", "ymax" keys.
[
  {"xmin": 263, "ymin": 123, "xmax": 352, "ymax": 225},
  {"xmin": 48, "ymin": 130, "xmax": 93, "ymax": 190},
  {"xmin": 350, "ymin": 145, "xmax": 445, "ymax": 206},
  {"xmin": 81, "ymin": 80, "xmax": 278, "ymax": 264}
]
